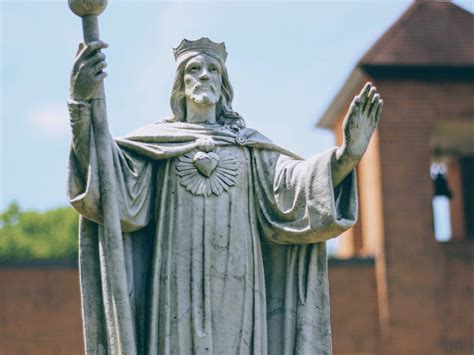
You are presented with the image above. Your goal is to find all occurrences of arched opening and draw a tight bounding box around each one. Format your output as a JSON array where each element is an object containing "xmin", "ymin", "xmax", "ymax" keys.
[{"xmin": 431, "ymin": 162, "xmax": 452, "ymax": 242}]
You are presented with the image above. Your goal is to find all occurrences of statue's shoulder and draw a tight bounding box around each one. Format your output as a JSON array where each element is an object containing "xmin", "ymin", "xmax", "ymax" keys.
[
  {"xmin": 239, "ymin": 127, "xmax": 303, "ymax": 160},
  {"xmin": 240, "ymin": 127, "xmax": 273, "ymax": 143},
  {"xmin": 124, "ymin": 120, "xmax": 187, "ymax": 139},
  {"xmin": 123, "ymin": 120, "xmax": 276, "ymax": 147}
]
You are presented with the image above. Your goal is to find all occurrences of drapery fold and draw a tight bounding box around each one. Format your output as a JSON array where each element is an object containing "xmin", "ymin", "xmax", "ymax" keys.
[
  {"xmin": 253, "ymin": 148, "xmax": 357, "ymax": 354},
  {"xmin": 67, "ymin": 117, "xmax": 357, "ymax": 355}
]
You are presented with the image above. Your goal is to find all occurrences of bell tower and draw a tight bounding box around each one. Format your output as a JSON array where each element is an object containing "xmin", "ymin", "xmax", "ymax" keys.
[{"xmin": 318, "ymin": 2, "xmax": 474, "ymax": 353}]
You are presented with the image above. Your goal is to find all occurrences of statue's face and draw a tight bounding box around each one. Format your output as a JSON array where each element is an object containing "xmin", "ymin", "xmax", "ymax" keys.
[{"xmin": 184, "ymin": 54, "xmax": 222, "ymax": 106}]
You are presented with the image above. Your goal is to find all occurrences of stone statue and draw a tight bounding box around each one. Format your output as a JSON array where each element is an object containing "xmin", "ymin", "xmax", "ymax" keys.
[{"xmin": 67, "ymin": 38, "xmax": 382, "ymax": 354}]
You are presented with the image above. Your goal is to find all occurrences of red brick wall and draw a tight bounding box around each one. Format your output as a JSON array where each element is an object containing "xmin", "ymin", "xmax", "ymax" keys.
[
  {"xmin": 0, "ymin": 261, "xmax": 378, "ymax": 354},
  {"xmin": 437, "ymin": 243, "xmax": 474, "ymax": 354},
  {"xmin": 0, "ymin": 265, "xmax": 84, "ymax": 355},
  {"xmin": 374, "ymin": 78, "xmax": 474, "ymax": 354},
  {"xmin": 329, "ymin": 260, "xmax": 379, "ymax": 355}
]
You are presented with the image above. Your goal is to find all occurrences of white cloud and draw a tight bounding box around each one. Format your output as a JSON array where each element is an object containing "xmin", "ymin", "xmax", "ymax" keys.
[{"xmin": 29, "ymin": 104, "xmax": 69, "ymax": 138}]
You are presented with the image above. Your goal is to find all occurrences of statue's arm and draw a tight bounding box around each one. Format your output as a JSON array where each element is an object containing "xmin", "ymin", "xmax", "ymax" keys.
[
  {"xmin": 253, "ymin": 82, "xmax": 382, "ymax": 244},
  {"xmin": 68, "ymin": 41, "xmax": 109, "ymax": 173},
  {"xmin": 331, "ymin": 82, "xmax": 383, "ymax": 187},
  {"xmin": 252, "ymin": 148, "xmax": 358, "ymax": 244},
  {"xmin": 67, "ymin": 42, "xmax": 154, "ymax": 232},
  {"xmin": 68, "ymin": 97, "xmax": 93, "ymax": 174}
]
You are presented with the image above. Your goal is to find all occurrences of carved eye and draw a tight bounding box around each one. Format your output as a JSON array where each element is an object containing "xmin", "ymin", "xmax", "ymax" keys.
[
  {"xmin": 189, "ymin": 65, "xmax": 200, "ymax": 73},
  {"xmin": 208, "ymin": 65, "xmax": 219, "ymax": 73}
]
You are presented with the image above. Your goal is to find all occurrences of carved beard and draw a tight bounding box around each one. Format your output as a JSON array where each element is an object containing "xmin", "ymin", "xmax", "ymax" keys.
[
  {"xmin": 189, "ymin": 93, "xmax": 216, "ymax": 105},
  {"xmin": 187, "ymin": 84, "xmax": 220, "ymax": 105}
]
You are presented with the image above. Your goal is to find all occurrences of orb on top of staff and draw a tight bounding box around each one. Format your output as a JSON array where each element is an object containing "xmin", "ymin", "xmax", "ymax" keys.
[{"xmin": 68, "ymin": 0, "xmax": 108, "ymax": 17}]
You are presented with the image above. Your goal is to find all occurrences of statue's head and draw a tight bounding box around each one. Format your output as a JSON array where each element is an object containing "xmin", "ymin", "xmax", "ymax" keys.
[{"xmin": 168, "ymin": 38, "xmax": 245, "ymax": 127}]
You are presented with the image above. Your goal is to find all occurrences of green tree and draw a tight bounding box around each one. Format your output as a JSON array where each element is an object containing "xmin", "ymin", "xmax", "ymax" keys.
[{"xmin": 0, "ymin": 202, "xmax": 79, "ymax": 261}]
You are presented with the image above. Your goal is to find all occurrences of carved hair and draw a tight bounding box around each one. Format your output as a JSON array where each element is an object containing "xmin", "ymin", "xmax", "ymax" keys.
[{"xmin": 167, "ymin": 53, "xmax": 245, "ymax": 128}]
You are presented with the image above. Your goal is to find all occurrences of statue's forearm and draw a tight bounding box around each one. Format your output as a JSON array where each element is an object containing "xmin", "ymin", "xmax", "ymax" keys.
[
  {"xmin": 68, "ymin": 100, "xmax": 92, "ymax": 180},
  {"xmin": 68, "ymin": 98, "xmax": 110, "ymax": 171},
  {"xmin": 331, "ymin": 147, "xmax": 359, "ymax": 188},
  {"xmin": 68, "ymin": 98, "xmax": 92, "ymax": 165},
  {"xmin": 68, "ymin": 96, "xmax": 112, "ymax": 142}
]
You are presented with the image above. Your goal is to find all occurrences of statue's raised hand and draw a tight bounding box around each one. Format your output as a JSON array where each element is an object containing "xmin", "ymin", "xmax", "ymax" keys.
[
  {"xmin": 339, "ymin": 82, "xmax": 383, "ymax": 162},
  {"xmin": 70, "ymin": 41, "xmax": 108, "ymax": 100}
]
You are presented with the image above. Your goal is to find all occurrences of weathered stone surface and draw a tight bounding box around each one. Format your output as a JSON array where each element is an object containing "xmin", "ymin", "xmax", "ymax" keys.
[{"xmin": 67, "ymin": 37, "xmax": 381, "ymax": 354}]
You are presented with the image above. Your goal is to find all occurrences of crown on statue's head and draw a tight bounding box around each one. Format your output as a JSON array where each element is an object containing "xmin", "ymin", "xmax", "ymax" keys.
[{"xmin": 173, "ymin": 38, "xmax": 228, "ymax": 64}]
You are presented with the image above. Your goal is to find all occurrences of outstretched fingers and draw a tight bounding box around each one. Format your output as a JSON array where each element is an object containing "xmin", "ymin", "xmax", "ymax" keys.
[
  {"xmin": 368, "ymin": 95, "xmax": 383, "ymax": 128},
  {"xmin": 375, "ymin": 99, "xmax": 383, "ymax": 122},
  {"xmin": 348, "ymin": 94, "xmax": 362, "ymax": 116},
  {"xmin": 363, "ymin": 86, "xmax": 377, "ymax": 115},
  {"xmin": 368, "ymin": 93, "xmax": 380, "ymax": 117},
  {"xmin": 358, "ymin": 82, "xmax": 372, "ymax": 105}
]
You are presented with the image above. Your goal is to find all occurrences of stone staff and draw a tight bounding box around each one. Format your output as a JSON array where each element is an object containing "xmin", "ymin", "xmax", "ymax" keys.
[{"xmin": 68, "ymin": 1, "xmax": 136, "ymax": 353}]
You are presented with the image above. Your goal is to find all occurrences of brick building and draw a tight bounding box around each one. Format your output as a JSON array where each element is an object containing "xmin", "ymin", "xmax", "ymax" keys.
[
  {"xmin": 318, "ymin": 1, "xmax": 474, "ymax": 354},
  {"xmin": 1, "ymin": 2, "xmax": 472, "ymax": 355}
]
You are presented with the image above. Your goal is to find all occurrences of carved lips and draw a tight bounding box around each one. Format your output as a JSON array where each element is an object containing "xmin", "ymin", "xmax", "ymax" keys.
[{"xmin": 193, "ymin": 151, "xmax": 220, "ymax": 177}]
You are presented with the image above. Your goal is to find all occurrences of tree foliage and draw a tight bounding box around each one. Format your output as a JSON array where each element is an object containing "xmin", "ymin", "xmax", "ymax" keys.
[{"xmin": 0, "ymin": 201, "xmax": 79, "ymax": 261}]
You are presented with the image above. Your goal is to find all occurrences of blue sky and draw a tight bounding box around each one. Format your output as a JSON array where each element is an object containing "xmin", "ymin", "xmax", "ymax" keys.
[{"xmin": 1, "ymin": 0, "xmax": 472, "ymax": 211}]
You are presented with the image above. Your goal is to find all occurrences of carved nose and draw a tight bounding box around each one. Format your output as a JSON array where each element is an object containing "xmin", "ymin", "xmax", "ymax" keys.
[{"xmin": 199, "ymin": 70, "xmax": 210, "ymax": 80}]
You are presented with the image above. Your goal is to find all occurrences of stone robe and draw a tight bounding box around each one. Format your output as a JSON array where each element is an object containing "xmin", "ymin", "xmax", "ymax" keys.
[{"xmin": 67, "ymin": 105, "xmax": 357, "ymax": 355}]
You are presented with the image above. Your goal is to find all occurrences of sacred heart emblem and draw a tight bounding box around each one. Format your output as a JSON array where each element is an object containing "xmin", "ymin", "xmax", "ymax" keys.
[
  {"xmin": 177, "ymin": 149, "xmax": 238, "ymax": 196},
  {"xmin": 193, "ymin": 151, "xmax": 220, "ymax": 177}
]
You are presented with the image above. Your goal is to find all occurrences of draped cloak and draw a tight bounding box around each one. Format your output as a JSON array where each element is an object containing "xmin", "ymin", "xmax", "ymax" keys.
[{"xmin": 67, "ymin": 117, "xmax": 358, "ymax": 355}]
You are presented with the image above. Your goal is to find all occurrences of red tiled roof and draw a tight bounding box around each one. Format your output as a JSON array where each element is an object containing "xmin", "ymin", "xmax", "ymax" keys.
[
  {"xmin": 317, "ymin": 1, "xmax": 474, "ymax": 128},
  {"xmin": 360, "ymin": 1, "xmax": 474, "ymax": 66}
]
